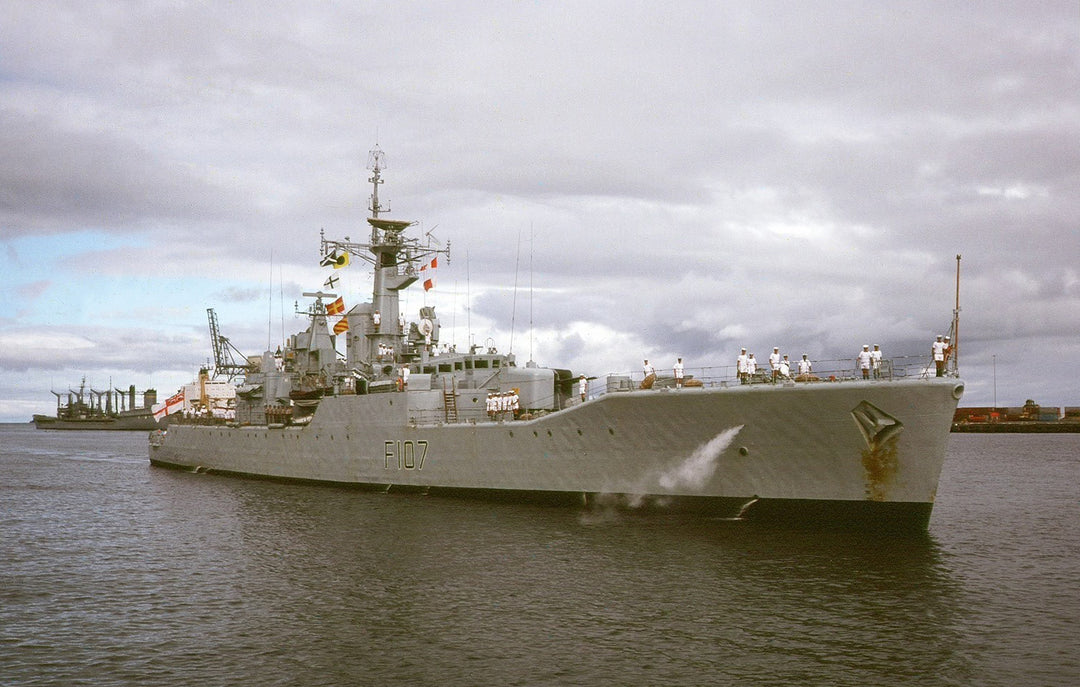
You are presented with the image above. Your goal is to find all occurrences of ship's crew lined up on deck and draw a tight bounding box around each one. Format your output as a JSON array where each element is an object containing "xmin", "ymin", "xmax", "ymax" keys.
[
  {"xmin": 857, "ymin": 345, "xmax": 872, "ymax": 379},
  {"xmin": 486, "ymin": 390, "xmax": 520, "ymax": 420},
  {"xmin": 739, "ymin": 348, "xmax": 843, "ymax": 383},
  {"xmin": 932, "ymin": 335, "xmax": 947, "ymax": 377},
  {"xmin": 734, "ymin": 344, "xmax": 903, "ymax": 383},
  {"xmin": 673, "ymin": 358, "xmax": 685, "ymax": 389}
]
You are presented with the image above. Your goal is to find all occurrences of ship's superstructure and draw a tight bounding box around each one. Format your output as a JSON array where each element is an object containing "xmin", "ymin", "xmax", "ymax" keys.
[
  {"xmin": 151, "ymin": 368, "xmax": 237, "ymax": 424},
  {"xmin": 150, "ymin": 148, "xmax": 964, "ymax": 530}
]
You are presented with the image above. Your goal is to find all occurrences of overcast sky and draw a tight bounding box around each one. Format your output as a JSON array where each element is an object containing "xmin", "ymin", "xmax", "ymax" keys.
[{"xmin": 2, "ymin": 1, "xmax": 1078, "ymax": 422}]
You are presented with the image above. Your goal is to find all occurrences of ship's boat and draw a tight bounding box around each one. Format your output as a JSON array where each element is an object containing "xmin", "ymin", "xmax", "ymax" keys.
[{"xmin": 150, "ymin": 147, "xmax": 964, "ymax": 531}]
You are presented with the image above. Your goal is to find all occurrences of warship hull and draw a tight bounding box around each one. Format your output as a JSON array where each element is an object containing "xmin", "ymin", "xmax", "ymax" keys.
[
  {"xmin": 35, "ymin": 412, "xmax": 160, "ymax": 431},
  {"xmin": 151, "ymin": 376, "xmax": 963, "ymax": 530}
]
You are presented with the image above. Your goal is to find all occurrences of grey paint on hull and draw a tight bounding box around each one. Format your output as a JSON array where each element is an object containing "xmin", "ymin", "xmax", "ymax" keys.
[{"xmin": 151, "ymin": 377, "xmax": 962, "ymax": 528}]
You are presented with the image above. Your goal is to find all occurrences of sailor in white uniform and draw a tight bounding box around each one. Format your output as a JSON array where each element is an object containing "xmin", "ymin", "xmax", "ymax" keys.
[
  {"xmin": 737, "ymin": 348, "xmax": 749, "ymax": 384},
  {"xmin": 798, "ymin": 354, "xmax": 812, "ymax": 377},
  {"xmin": 673, "ymin": 358, "xmax": 685, "ymax": 389},
  {"xmin": 871, "ymin": 344, "xmax": 883, "ymax": 379},
  {"xmin": 857, "ymin": 345, "xmax": 872, "ymax": 380},
  {"xmin": 769, "ymin": 347, "xmax": 781, "ymax": 381},
  {"xmin": 933, "ymin": 335, "xmax": 947, "ymax": 377}
]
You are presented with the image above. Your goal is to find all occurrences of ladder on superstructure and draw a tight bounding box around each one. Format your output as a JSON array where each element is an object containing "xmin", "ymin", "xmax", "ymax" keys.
[{"xmin": 443, "ymin": 378, "xmax": 459, "ymax": 424}]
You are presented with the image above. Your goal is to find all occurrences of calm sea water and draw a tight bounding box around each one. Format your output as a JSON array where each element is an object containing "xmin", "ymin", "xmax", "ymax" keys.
[{"xmin": 1, "ymin": 423, "xmax": 1076, "ymax": 686}]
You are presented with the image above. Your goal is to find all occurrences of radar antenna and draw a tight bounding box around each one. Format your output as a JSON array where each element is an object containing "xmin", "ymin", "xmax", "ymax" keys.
[{"xmin": 368, "ymin": 144, "xmax": 388, "ymax": 218}]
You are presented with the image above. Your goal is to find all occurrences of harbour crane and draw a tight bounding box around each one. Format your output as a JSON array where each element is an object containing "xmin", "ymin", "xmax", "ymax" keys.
[{"xmin": 206, "ymin": 308, "xmax": 251, "ymax": 381}]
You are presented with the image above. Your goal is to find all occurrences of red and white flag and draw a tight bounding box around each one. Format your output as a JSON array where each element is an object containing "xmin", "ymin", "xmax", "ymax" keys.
[
  {"xmin": 152, "ymin": 389, "xmax": 185, "ymax": 422},
  {"xmin": 326, "ymin": 297, "xmax": 345, "ymax": 316},
  {"xmin": 420, "ymin": 257, "xmax": 437, "ymax": 291}
]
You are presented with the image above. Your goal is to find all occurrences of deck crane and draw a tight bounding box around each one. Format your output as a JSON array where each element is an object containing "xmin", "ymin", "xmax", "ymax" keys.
[{"xmin": 206, "ymin": 308, "xmax": 251, "ymax": 381}]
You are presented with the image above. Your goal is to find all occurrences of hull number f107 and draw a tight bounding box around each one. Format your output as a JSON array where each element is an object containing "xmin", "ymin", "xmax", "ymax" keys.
[{"xmin": 384, "ymin": 440, "xmax": 429, "ymax": 470}]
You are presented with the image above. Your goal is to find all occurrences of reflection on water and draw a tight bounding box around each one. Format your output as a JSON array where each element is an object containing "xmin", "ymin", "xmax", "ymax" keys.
[
  {"xmin": 203, "ymin": 478, "xmax": 973, "ymax": 685},
  {"xmin": 2, "ymin": 424, "xmax": 1076, "ymax": 685}
]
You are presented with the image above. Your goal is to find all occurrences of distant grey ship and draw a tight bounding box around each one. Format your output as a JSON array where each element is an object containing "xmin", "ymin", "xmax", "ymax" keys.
[
  {"xmin": 150, "ymin": 148, "xmax": 964, "ymax": 530},
  {"xmin": 36, "ymin": 378, "xmax": 159, "ymax": 430}
]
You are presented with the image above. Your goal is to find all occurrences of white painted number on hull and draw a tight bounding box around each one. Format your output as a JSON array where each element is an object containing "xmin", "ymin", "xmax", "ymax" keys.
[{"xmin": 384, "ymin": 440, "xmax": 429, "ymax": 470}]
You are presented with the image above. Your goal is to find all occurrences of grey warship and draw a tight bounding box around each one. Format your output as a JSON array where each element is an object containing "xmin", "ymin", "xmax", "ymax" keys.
[{"xmin": 150, "ymin": 147, "xmax": 964, "ymax": 530}]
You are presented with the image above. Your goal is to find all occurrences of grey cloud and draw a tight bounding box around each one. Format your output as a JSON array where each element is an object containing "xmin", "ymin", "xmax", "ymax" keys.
[
  {"xmin": 0, "ymin": 110, "xmax": 241, "ymax": 235},
  {"xmin": 1, "ymin": 1, "xmax": 1078, "ymax": 419}
]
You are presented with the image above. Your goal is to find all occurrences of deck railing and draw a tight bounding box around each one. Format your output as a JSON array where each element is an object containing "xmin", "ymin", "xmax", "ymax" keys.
[
  {"xmin": 584, "ymin": 355, "xmax": 954, "ymax": 402},
  {"xmin": 402, "ymin": 355, "xmax": 955, "ymax": 425}
]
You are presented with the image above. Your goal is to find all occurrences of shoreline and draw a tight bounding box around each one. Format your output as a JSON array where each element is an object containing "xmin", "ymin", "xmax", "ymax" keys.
[{"xmin": 952, "ymin": 421, "xmax": 1080, "ymax": 433}]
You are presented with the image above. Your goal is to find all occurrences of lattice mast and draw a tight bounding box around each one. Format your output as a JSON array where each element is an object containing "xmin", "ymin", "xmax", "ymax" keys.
[{"xmin": 319, "ymin": 146, "xmax": 449, "ymax": 343}]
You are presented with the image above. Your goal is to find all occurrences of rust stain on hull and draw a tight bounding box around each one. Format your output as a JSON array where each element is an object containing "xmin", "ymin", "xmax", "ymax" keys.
[
  {"xmin": 851, "ymin": 401, "xmax": 904, "ymax": 502},
  {"xmin": 861, "ymin": 438, "xmax": 899, "ymax": 501}
]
